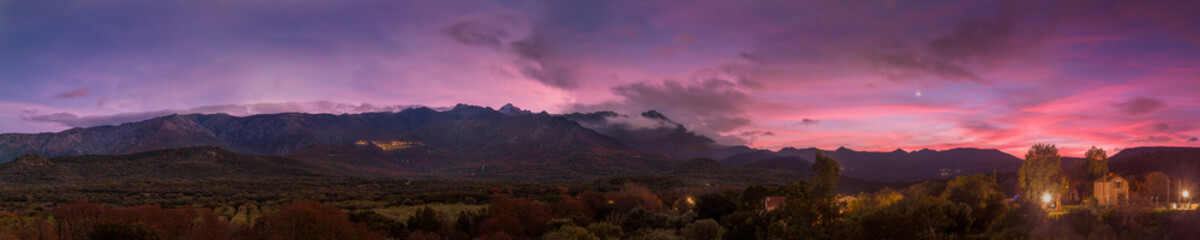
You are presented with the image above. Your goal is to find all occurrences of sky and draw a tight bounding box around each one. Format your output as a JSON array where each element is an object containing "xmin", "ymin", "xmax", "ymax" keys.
[{"xmin": 2, "ymin": 0, "xmax": 1199, "ymax": 157}]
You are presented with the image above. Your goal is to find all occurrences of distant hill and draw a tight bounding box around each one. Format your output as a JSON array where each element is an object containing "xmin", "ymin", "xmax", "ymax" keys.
[
  {"xmin": 657, "ymin": 158, "xmax": 804, "ymax": 188},
  {"xmin": 1109, "ymin": 146, "xmax": 1200, "ymax": 163},
  {"xmin": 0, "ymin": 104, "xmax": 679, "ymax": 179},
  {"xmin": 742, "ymin": 156, "xmax": 814, "ymax": 176},
  {"xmin": 652, "ymin": 157, "xmax": 914, "ymax": 194},
  {"xmin": 0, "ymin": 154, "xmax": 77, "ymax": 182},
  {"xmin": 0, "ymin": 103, "xmax": 1046, "ymax": 182},
  {"xmin": 1109, "ymin": 148, "xmax": 1200, "ymax": 184},
  {"xmin": 0, "ymin": 146, "xmax": 333, "ymax": 183},
  {"xmin": 724, "ymin": 147, "xmax": 1022, "ymax": 181},
  {"xmin": 718, "ymin": 150, "xmax": 782, "ymax": 167},
  {"xmin": 0, "ymin": 104, "xmax": 635, "ymax": 159}
]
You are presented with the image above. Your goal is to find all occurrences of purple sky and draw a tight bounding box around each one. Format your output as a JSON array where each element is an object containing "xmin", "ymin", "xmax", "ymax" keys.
[{"xmin": 2, "ymin": 0, "xmax": 1198, "ymax": 157}]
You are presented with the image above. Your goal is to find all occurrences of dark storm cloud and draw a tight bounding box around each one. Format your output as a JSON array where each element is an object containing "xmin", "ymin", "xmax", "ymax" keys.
[
  {"xmin": 511, "ymin": 38, "xmax": 578, "ymax": 89},
  {"xmin": 445, "ymin": 19, "xmax": 510, "ymax": 48},
  {"xmin": 869, "ymin": 46, "xmax": 984, "ymax": 82},
  {"xmin": 927, "ymin": 17, "xmax": 1019, "ymax": 63},
  {"xmin": 611, "ymin": 79, "xmax": 753, "ymax": 132},
  {"xmin": 510, "ymin": 40, "xmax": 543, "ymax": 60},
  {"xmin": 499, "ymin": 0, "xmax": 624, "ymax": 90},
  {"xmin": 56, "ymin": 88, "xmax": 92, "ymax": 98},
  {"xmin": 867, "ymin": 5, "xmax": 1044, "ymax": 83},
  {"xmin": 506, "ymin": 4, "xmax": 596, "ymax": 91},
  {"xmin": 444, "ymin": 15, "xmax": 528, "ymax": 49},
  {"xmin": 576, "ymin": 76, "xmax": 753, "ymax": 133},
  {"xmin": 1131, "ymin": 136, "xmax": 1173, "ymax": 143},
  {"xmin": 442, "ymin": 13, "xmax": 580, "ymax": 89},
  {"xmin": 1112, "ymin": 97, "xmax": 1165, "ymax": 116}
]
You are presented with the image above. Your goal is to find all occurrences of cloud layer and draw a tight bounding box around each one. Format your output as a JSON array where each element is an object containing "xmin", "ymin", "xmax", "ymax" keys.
[
  {"xmin": 21, "ymin": 102, "xmax": 420, "ymax": 128},
  {"xmin": 2, "ymin": 0, "xmax": 1199, "ymax": 157}
]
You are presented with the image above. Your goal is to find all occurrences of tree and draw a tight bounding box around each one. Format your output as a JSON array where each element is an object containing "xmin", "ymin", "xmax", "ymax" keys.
[
  {"xmin": 810, "ymin": 151, "xmax": 842, "ymax": 236},
  {"xmin": 350, "ymin": 211, "xmax": 406, "ymax": 239},
  {"xmin": 406, "ymin": 206, "xmax": 442, "ymax": 234},
  {"xmin": 694, "ymin": 193, "xmax": 737, "ymax": 220},
  {"xmin": 940, "ymin": 174, "xmax": 1008, "ymax": 234},
  {"xmin": 718, "ymin": 211, "xmax": 765, "ymax": 240},
  {"xmin": 407, "ymin": 231, "xmax": 444, "ymax": 240},
  {"xmin": 853, "ymin": 196, "xmax": 972, "ymax": 239},
  {"xmin": 1143, "ymin": 172, "xmax": 1171, "ymax": 204},
  {"xmin": 1018, "ymin": 144, "xmax": 1064, "ymax": 204},
  {"xmin": 812, "ymin": 151, "xmax": 840, "ymax": 200},
  {"xmin": 481, "ymin": 195, "xmax": 551, "ymax": 238},
  {"xmin": 1083, "ymin": 146, "xmax": 1109, "ymax": 181},
  {"xmin": 619, "ymin": 207, "xmax": 670, "ymax": 232},
  {"xmin": 453, "ymin": 210, "xmax": 486, "ymax": 238},
  {"xmin": 250, "ymin": 200, "xmax": 383, "ymax": 240},
  {"xmin": 681, "ymin": 219, "xmax": 725, "ymax": 240},
  {"xmin": 541, "ymin": 226, "xmax": 599, "ymax": 240},
  {"xmin": 586, "ymin": 222, "xmax": 623, "ymax": 240},
  {"xmin": 605, "ymin": 183, "xmax": 664, "ymax": 213},
  {"xmin": 89, "ymin": 221, "xmax": 161, "ymax": 240},
  {"xmin": 628, "ymin": 229, "xmax": 680, "ymax": 240},
  {"xmin": 740, "ymin": 185, "xmax": 769, "ymax": 211}
]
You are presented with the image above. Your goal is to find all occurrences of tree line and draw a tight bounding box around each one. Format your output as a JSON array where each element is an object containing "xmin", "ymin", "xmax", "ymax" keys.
[{"xmin": 2, "ymin": 147, "xmax": 1199, "ymax": 239}]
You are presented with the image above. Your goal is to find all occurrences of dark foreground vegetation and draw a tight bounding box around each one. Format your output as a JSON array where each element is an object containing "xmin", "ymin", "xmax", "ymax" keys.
[
  {"xmin": 2, "ymin": 149, "xmax": 1199, "ymax": 239},
  {"xmin": 3, "ymin": 175, "xmax": 1199, "ymax": 239}
]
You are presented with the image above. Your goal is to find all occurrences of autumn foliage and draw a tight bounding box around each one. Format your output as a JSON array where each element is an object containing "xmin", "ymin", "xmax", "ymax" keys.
[
  {"xmin": 245, "ymin": 200, "xmax": 383, "ymax": 240},
  {"xmin": 0, "ymin": 200, "xmax": 382, "ymax": 240}
]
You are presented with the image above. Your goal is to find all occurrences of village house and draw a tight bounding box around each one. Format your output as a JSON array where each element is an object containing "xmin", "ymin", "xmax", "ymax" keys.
[{"xmin": 1094, "ymin": 174, "xmax": 1130, "ymax": 206}]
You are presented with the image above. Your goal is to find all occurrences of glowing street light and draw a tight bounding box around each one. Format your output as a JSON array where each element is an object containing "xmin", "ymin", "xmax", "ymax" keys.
[
  {"xmin": 1042, "ymin": 193, "xmax": 1052, "ymax": 203},
  {"xmin": 1186, "ymin": 190, "xmax": 1192, "ymax": 210},
  {"xmin": 685, "ymin": 196, "xmax": 695, "ymax": 205}
]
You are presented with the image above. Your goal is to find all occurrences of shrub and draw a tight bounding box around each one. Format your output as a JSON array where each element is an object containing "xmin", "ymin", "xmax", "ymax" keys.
[
  {"xmin": 89, "ymin": 221, "xmax": 161, "ymax": 240},
  {"xmin": 586, "ymin": 222, "xmax": 623, "ymax": 240},
  {"xmin": 681, "ymin": 219, "xmax": 724, "ymax": 240},
  {"xmin": 249, "ymin": 200, "xmax": 383, "ymax": 240},
  {"xmin": 628, "ymin": 229, "xmax": 679, "ymax": 240},
  {"xmin": 541, "ymin": 225, "xmax": 598, "ymax": 240}
]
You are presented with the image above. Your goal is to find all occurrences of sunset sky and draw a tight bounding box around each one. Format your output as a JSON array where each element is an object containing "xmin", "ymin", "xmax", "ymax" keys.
[{"xmin": 2, "ymin": 0, "xmax": 1198, "ymax": 157}]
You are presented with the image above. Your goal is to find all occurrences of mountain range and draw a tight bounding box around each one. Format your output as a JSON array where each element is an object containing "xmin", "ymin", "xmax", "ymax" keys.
[
  {"xmin": 1, "ymin": 103, "xmax": 1196, "ymax": 184},
  {"xmin": 0, "ymin": 104, "xmax": 681, "ymax": 180}
]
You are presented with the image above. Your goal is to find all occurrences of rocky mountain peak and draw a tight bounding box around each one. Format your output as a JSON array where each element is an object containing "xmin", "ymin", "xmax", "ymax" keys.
[
  {"xmin": 498, "ymin": 103, "xmax": 532, "ymax": 116},
  {"xmin": 640, "ymin": 110, "xmax": 670, "ymax": 121}
]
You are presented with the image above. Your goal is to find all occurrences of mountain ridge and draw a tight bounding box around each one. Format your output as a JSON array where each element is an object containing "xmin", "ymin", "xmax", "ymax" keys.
[
  {"xmin": 0, "ymin": 146, "xmax": 335, "ymax": 183},
  {"xmin": 6, "ymin": 103, "xmax": 1193, "ymax": 182}
]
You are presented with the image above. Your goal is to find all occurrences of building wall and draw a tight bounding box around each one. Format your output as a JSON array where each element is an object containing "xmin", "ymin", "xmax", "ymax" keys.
[{"xmin": 1093, "ymin": 176, "xmax": 1130, "ymax": 206}]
